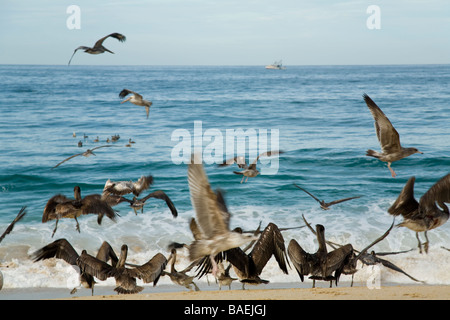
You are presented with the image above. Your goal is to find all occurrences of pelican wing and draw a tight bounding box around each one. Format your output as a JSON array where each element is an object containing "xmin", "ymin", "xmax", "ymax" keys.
[
  {"xmin": 326, "ymin": 196, "xmax": 361, "ymax": 207},
  {"xmin": 133, "ymin": 175, "xmax": 154, "ymax": 196},
  {"xmin": 218, "ymin": 156, "xmax": 247, "ymax": 169},
  {"xmin": 356, "ymin": 219, "xmax": 395, "ymax": 260},
  {"xmin": 95, "ymin": 241, "xmax": 119, "ymax": 266},
  {"xmin": 42, "ymin": 194, "xmax": 71, "ymax": 222},
  {"xmin": 363, "ymin": 94, "xmax": 402, "ymax": 154},
  {"xmin": 80, "ymin": 194, "xmax": 117, "ymax": 223},
  {"xmin": 419, "ymin": 174, "xmax": 450, "ymax": 214},
  {"xmin": 251, "ymin": 223, "xmax": 289, "ymax": 275},
  {"xmin": 0, "ymin": 206, "xmax": 27, "ymax": 244},
  {"xmin": 52, "ymin": 152, "xmax": 84, "ymax": 169},
  {"xmin": 140, "ymin": 190, "xmax": 178, "ymax": 218},
  {"xmin": 119, "ymin": 89, "xmax": 142, "ymax": 100},
  {"xmin": 32, "ymin": 238, "xmax": 79, "ymax": 265},
  {"xmin": 128, "ymin": 253, "xmax": 167, "ymax": 284},
  {"xmin": 77, "ymin": 250, "xmax": 114, "ymax": 281},
  {"xmin": 94, "ymin": 33, "xmax": 126, "ymax": 48},
  {"xmin": 293, "ymin": 184, "xmax": 321, "ymax": 203},
  {"xmin": 388, "ymin": 176, "xmax": 419, "ymax": 219},
  {"xmin": 188, "ymin": 155, "xmax": 230, "ymax": 237},
  {"xmin": 287, "ymin": 239, "xmax": 309, "ymax": 282}
]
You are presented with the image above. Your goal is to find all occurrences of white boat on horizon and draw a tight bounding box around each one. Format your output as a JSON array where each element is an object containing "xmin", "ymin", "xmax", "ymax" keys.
[{"xmin": 265, "ymin": 60, "xmax": 286, "ymax": 70}]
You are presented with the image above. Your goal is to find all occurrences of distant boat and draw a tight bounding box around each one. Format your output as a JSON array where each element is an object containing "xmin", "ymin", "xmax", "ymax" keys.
[{"xmin": 265, "ymin": 60, "xmax": 286, "ymax": 70}]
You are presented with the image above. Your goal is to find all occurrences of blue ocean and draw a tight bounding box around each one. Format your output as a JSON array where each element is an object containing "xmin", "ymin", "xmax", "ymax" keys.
[{"xmin": 0, "ymin": 64, "xmax": 449, "ymax": 295}]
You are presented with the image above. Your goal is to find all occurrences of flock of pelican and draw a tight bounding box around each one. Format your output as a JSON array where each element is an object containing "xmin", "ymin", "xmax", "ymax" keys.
[{"xmin": 0, "ymin": 33, "xmax": 449, "ymax": 296}]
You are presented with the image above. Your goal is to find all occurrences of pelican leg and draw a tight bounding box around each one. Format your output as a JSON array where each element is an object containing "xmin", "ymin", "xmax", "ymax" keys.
[
  {"xmin": 416, "ymin": 232, "xmax": 423, "ymax": 254},
  {"xmin": 312, "ymin": 279, "xmax": 316, "ymax": 288},
  {"xmin": 75, "ymin": 217, "xmax": 80, "ymax": 233},
  {"xmin": 240, "ymin": 176, "xmax": 245, "ymax": 183},
  {"xmin": 424, "ymin": 231, "xmax": 430, "ymax": 254},
  {"xmin": 51, "ymin": 220, "xmax": 59, "ymax": 238},
  {"xmin": 351, "ymin": 274, "xmax": 354, "ymax": 287},
  {"xmin": 210, "ymin": 255, "xmax": 219, "ymax": 277},
  {"xmin": 245, "ymin": 176, "xmax": 249, "ymax": 183},
  {"xmin": 387, "ymin": 163, "xmax": 397, "ymax": 178}
]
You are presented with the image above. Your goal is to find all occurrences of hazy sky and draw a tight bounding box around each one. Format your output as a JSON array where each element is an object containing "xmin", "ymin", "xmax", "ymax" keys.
[{"xmin": 1, "ymin": 0, "xmax": 449, "ymax": 65}]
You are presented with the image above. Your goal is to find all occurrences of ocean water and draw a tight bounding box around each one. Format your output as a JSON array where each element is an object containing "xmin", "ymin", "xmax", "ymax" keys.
[{"xmin": 0, "ymin": 64, "xmax": 449, "ymax": 294}]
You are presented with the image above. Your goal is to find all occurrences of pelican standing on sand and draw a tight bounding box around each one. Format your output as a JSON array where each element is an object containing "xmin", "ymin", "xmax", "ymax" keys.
[
  {"xmin": 119, "ymin": 89, "xmax": 153, "ymax": 119},
  {"xmin": 363, "ymin": 93, "xmax": 423, "ymax": 177},
  {"xmin": 187, "ymin": 154, "xmax": 259, "ymax": 277},
  {"xmin": 68, "ymin": 33, "xmax": 126, "ymax": 65},
  {"xmin": 32, "ymin": 239, "xmax": 119, "ymax": 295},
  {"xmin": 388, "ymin": 174, "xmax": 450, "ymax": 253},
  {"xmin": 288, "ymin": 224, "xmax": 353, "ymax": 288},
  {"xmin": 76, "ymin": 244, "xmax": 167, "ymax": 294}
]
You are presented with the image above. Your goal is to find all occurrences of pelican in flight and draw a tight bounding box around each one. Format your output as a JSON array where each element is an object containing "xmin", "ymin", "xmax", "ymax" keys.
[
  {"xmin": 68, "ymin": 33, "xmax": 126, "ymax": 65},
  {"xmin": 129, "ymin": 190, "xmax": 178, "ymax": 217},
  {"xmin": 0, "ymin": 206, "xmax": 27, "ymax": 245},
  {"xmin": 388, "ymin": 174, "xmax": 450, "ymax": 253},
  {"xmin": 42, "ymin": 186, "xmax": 118, "ymax": 237},
  {"xmin": 119, "ymin": 89, "xmax": 153, "ymax": 119},
  {"xmin": 187, "ymin": 154, "xmax": 259, "ymax": 276},
  {"xmin": 76, "ymin": 244, "xmax": 167, "ymax": 294},
  {"xmin": 52, "ymin": 145, "xmax": 113, "ymax": 169},
  {"xmin": 103, "ymin": 175, "xmax": 154, "ymax": 197},
  {"xmin": 32, "ymin": 239, "xmax": 119, "ymax": 295},
  {"xmin": 219, "ymin": 150, "xmax": 284, "ymax": 183},
  {"xmin": 363, "ymin": 93, "xmax": 423, "ymax": 177},
  {"xmin": 293, "ymin": 184, "xmax": 361, "ymax": 210}
]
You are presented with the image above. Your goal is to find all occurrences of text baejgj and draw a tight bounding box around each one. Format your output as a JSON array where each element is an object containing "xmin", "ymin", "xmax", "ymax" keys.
[
  {"xmin": 171, "ymin": 121, "xmax": 280, "ymax": 174},
  {"xmin": 184, "ymin": 304, "xmax": 266, "ymax": 317}
]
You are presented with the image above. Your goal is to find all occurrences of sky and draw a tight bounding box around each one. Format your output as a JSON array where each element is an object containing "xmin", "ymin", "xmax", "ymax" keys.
[{"xmin": 0, "ymin": 0, "xmax": 449, "ymax": 65}]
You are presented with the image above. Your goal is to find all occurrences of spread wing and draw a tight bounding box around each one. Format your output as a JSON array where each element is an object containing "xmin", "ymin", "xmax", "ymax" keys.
[
  {"xmin": 94, "ymin": 33, "xmax": 126, "ymax": 48},
  {"xmin": 188, "ymin": 154, "xmax": 230, "ymax": 237},
  {"xmin": 139, "ymin": 190, "xmax": 178, "ymax": 218},
  {"xmin": 293, "ymin": 184, "xmax": 321, "ymax": 203},
  {"xmin": 363, "ymin": 94, "xmax": 402, "ymax": 154},
  {"xmin": 32, "ymin": 238, "xmax": 79, "ymax": 265},
  {"xmin": 419, "ymin": 174, "xmax": 450, "ymax": 214},
  {"xmin": 128, "ymin": 253, "xmax": 167, "ymax": 284},
  {"xmin": 250, "ymin": 223, "xmax": 289, "ymax": 275},
  {"xmin": 326, "ymin": 196, "xmax": 361, "ymax": 207},
  {"xmin": 388, "ymin": 176, "xmax": 419, "ymax": 219},
  {"xmin": 68, "ymin": 46, "xmax": 90, "ymax": 65},
  {"xmin": 80, "ymin": 194, "xmax": 117, "ymax": 222},
  {"xmin": 218, "ymin": 156, "xmax": 247, "ymax": 169},
  {"xmin": 249, "ymin": 150, "xmax": 284, "ymax": 169},
  {"xmin": 0, "ymin": 206, "xmax": 27, "ymax": 244},
  {"xmin": 52, "ymin": 153, "xmax": 84, "ymax": 169},
  {"xmin": 76, "ymin": 250, "xmax": 114, "ymax": 281},
  {"xmin": 119, "ymin": 89, "xmax": 142, "ymax": 100}
]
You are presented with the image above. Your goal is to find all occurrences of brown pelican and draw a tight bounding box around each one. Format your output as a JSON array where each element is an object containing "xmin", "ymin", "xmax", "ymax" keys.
[
  {"xmin": 0, "ymin": 206, "xmax": 27, "ymax": 245},
  {"xmin": 388, "ymin": 174, "xmax": 450, "ymax": 253},
  {"xmin": 219, "ymin": 150, "xmax": 284, "ymax": 183},
  {"xmin": 52, "ymin": 145, "xmax": 113, "ymax": 169},
  {"xmin": 363, "ymin": 93, "xmax": 423, "ymax": 178},
  {"xmin": 293, "ymin": 184, "xmax": 360, "ymax": 210},
  {"xmin": 162, "ymin": 248, "xmax": 200, "ymax": 291},
  {"xmin": 119, "ymin": 89, "xmax": 153, "ymax": 119},
  {"xmin": 194, "ymin": 222, "xmax": 290, "ymax": 289},
  {"xmin": 32, "ymin": 239, "xmax": 118, "ymax": 295},
  {"xmin": 42, "ymin": 186, "xmax": 118, "ymax": 237},
  {"xmin": 129, "ymin": 190, "xmax": 178, "ymax": 217},
  {"xmin": 302, "ymin": 215, "xmax": 421, "ymax": 285},
  {"xmin": 103, "ymin": 175, "xmax": 154, "ymax": 197},
  {"xmin": 288, "ymin": 224, "xmax": 353, "ymax": 288},
  {"xmin": 68, "ymin": 33, "xmax": 126, "ymax": 65},
  {"xmin": 187, "ymin": 154, "xmax": 259, "ymax": 277},
  {"xmin": 76, "ymin": 244, "xmax": 167, "ymax": 294}
]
